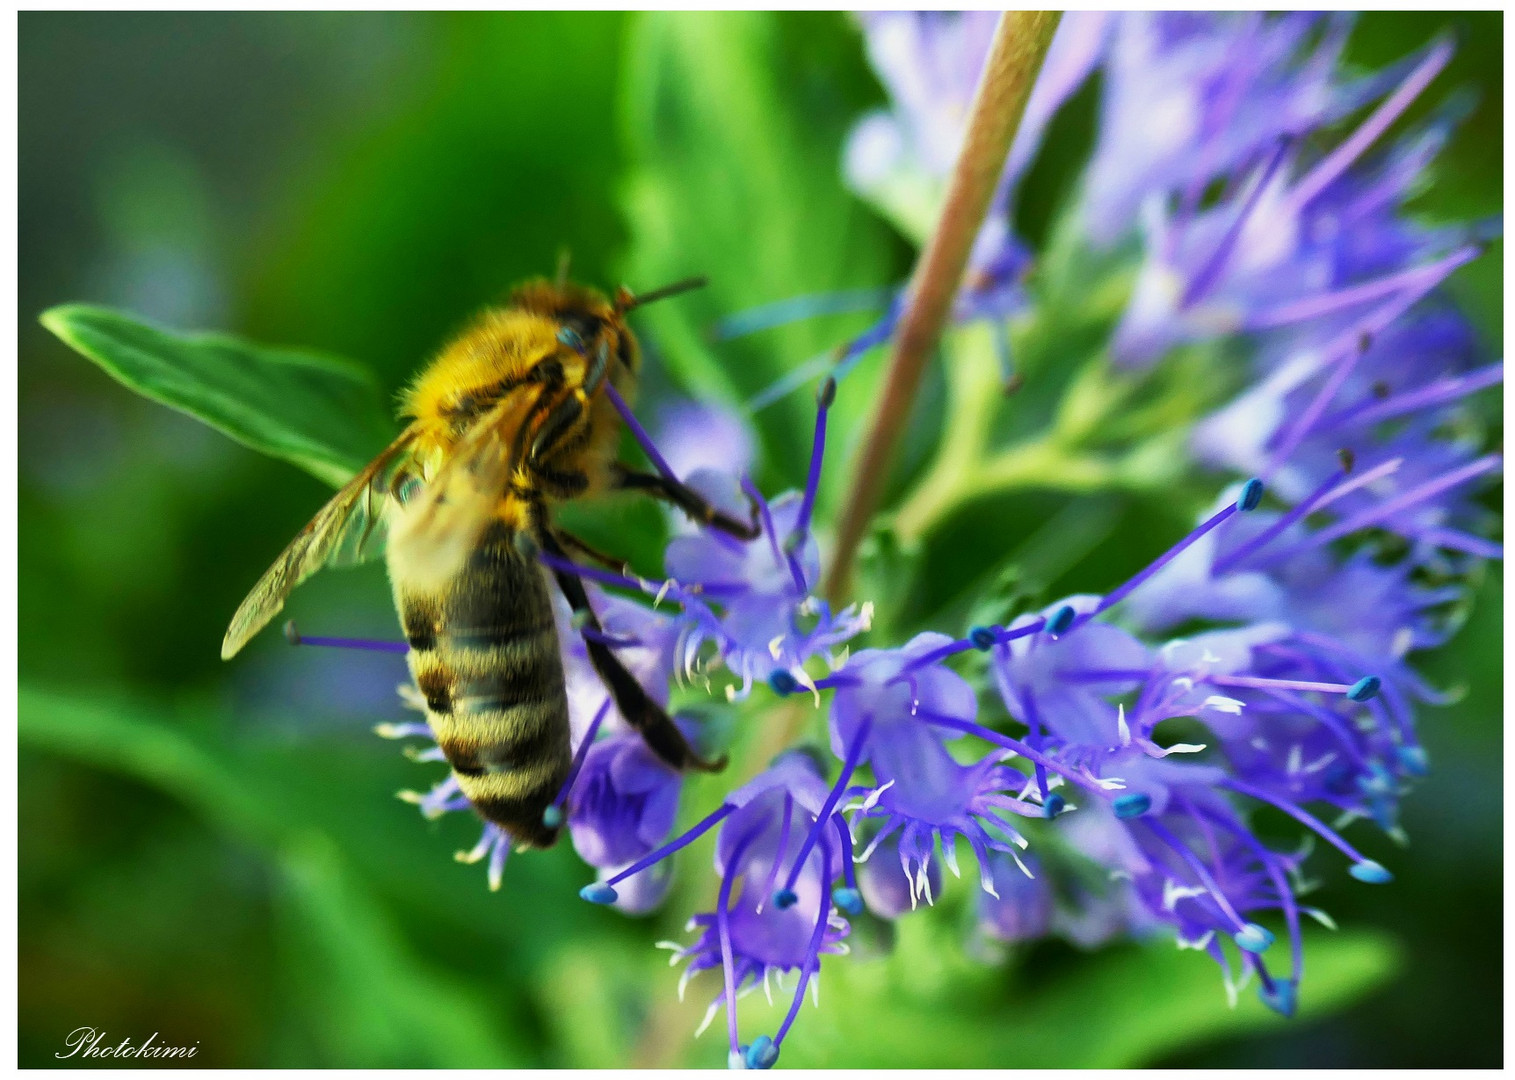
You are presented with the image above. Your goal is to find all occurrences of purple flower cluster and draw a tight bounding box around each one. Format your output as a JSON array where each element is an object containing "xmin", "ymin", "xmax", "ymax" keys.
[{"xmin": 325, "ymin": 11, "xmax": 1498, "ymax": 1068}]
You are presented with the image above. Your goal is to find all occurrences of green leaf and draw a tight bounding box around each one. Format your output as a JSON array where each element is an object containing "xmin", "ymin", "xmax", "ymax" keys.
[
  {"xmin": 275, "ymin": 833, "xmax": 522, "ymax": 1067},
  {"xmin": 618, "ymin": 11, "xmax": 900, "ymax": 507},
  {"xmin": 19, "ymin": 686, "xmax": 521, "ymax": 1067},
  {"xmin": 770, "ymin": 912, "xmax": 1400, "ymax": 1068},
  {"xmin": 41, "ymin": 303, "xmax": 395, "ymax": 487}
]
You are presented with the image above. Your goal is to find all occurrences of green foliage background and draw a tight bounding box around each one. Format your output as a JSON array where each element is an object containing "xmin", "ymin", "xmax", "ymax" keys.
[{"xmin": 19, "ymin": 11, "xmax": 1502, "ymax": 1068}]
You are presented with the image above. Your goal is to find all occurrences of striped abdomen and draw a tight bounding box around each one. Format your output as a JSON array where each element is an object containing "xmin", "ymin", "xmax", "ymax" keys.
[{"xmin": 391, "ymin": 521, "xmax": 570, "ymax": 849}]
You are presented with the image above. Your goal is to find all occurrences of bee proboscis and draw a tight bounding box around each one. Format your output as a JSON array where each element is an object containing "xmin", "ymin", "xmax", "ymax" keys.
[{"xmin": 223, "ymin": 276, "xmax": 757, "ymax": 849}]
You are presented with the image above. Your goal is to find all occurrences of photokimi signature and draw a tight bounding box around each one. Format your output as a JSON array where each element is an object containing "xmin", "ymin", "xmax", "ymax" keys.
[{"xmin": 57, "ymin": 1027, "xmax": 199, "ymax": 1061}]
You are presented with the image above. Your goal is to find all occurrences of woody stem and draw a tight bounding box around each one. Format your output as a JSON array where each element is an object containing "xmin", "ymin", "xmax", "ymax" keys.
[{"xmin": 824, "ymin": 10, "xmax": 1062, "ymax": 602}]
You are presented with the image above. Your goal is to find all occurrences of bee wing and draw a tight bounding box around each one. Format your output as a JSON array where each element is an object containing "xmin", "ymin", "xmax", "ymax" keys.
[
  {"xmin": 388, "ymin": 394, "xmax": 538, "ymax": 592},
  {"xmin": 221, "ymin": 429, "xmax": 419, "ymax": 659}
]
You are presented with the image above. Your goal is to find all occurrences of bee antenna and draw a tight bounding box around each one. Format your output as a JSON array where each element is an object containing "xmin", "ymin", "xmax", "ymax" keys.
[
  {"xmin": 555, "ymin": 248, "xmax": 572, "ymax": 288},
  {"xmin": 617, "ymin": 275, "xmax": 709, "ymax": 313}
]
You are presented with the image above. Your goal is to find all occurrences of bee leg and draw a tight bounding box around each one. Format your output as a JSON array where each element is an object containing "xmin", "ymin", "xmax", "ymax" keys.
[
  {"xmin": 612, "ymin": 464, "xmax": 762, "ymax": 541},
  {"xmin": 540, "ymin": 528, "xmax": 727, "ymax": 775},
  {"xmin": 527, "ymin": 389, "xmax": 586, "ymax": 467},
  {"xmin": 532, "ymin": 464, "xmax": 589, "ymax": 499},
  {"xmin": 553, "ymin": 528, "xmax": 626, "ymax": 571}
]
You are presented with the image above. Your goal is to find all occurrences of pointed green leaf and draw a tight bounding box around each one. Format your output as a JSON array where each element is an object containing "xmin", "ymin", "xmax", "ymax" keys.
[
  {"xmin": 767, "ymin": 911, "xmax": 1400, "ymax": 1068},
  {"xmin": 41, "ymin": 303, "xmax": 395, "ymax": 487},
  {"xmin": 275, "ymin": 833, "xmax": 522, "ymax": 1067},
  {"xmin": 19, "ymin": 686, "xmax": 520, "ymax": 1066}
]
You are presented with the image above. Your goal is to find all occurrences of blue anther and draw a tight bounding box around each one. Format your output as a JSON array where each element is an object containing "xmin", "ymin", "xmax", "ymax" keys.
[
  {"xmin": 746, "ymin": 1035, "xmax": 779, "ymax": 1070},
  {"xmin": 767, "ymin": 670, "xmax": 799, "ymax": 697},
  {"xmin": 1042, "ymin": 792, "xmax": 1066, "ymax": 819},
  {"xmin": 816, "ymin": 376, "xmax": 837, "ymax": 409},
  {"xmin": 772, "ymin": 888, "xmax": 798, "ymax": 910},
  {"xmin": 1397, "ymin": 745, "xmax": 1429, "ymax": 777},
  {"xmin": 832, "ymin": 886, "xmax": 864, "ymax": 916},
  {"xmin": 1346, "ymin": 675, "xmax": 1381, "ymax": 702},
  {"xmin": 1233, "ymin": 922, "xmax": 1275, "ymax": 954},
  {"xmin": 556, "ymin": 326, "xmax": 586, "ymax": 353},
  {"xmin": 542, "ymin": 805, "xmax": 564, "ymax": 829},
  {"xmin": 1259, "ymin": 977, "xmax": 1298, "ymax": 1018},
  {"xmin": 1238, "ymin": 477, "xmax": 1265, "ymax": 512},
  {"xmin": 1047, "ymin": 606, "xmax": 1075, "ymax": 636},
  {"xmin": 1113, "ymin": 793, "xmax": 1151, "ymax": 819},
  {"xmin": 968, "ymin": 625, "xmax": 998, "ymax": 651},
  {"xmin": 1349, "ymin": 860, "xmax": 1392, "ymax": 884},
  {"xmin": 579, "ymin": 882, "xmax": 619, "ymax": 905}
]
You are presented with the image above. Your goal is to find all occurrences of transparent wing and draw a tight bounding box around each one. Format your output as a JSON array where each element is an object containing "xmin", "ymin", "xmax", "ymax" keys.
[
  {"xmin": 221, "ymin": 428, "xmax": 419, "ymax": 659},
  {"xmin": 387, "ymin": 393, "xmax": 538, "ymax": 593}
]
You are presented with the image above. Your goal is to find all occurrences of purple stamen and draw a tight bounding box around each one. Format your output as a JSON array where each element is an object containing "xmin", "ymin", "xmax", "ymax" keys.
[
  {"xmin": 1320, "ymin": 364, "xmax": 1504, "ymax": 430},
  {"xmin": 718, "ymin": 823, "xmax": 764, "ymax": 1058},
  {"xmin": 1258, "ymin": 254, "xmax": 1477, "ymax": 478},
  {"xmin": 536, "ymin": 549, "xmax": 741, "ymax": 602},
  {"xmin": 287, "ymin": 623, "xmax": 409, "ymax": 654},
  {"xmin": 916, "ymin": 709, "xmax": 1086, "ymax": 790},
  {"xmin": 740, "ymin": 475, "xmax": 807, "ymax": 595},
  {"xmin": 603, "ymin": 802, "xmax": 736, "ymax": 889},
  {"xmin": 1141, "ymin": 817, "xmax": 1251, "ymax": 933},
  {"xmin": 810, "ymin": 674, "xmax": 862, "ymax": 692},
  {"xmin": 1286, "ymin": 631, "xmax": 1407, "ymax": 738},
  {"xmin": 1266, "ymin": 356, "xmax": 1371, "ymax": 486},
  {"xmin": 792, "ymin": 378, "xmax": 836, "ymax": 545},
  {"xmin": 1417, "ymin": 528, "xmax": 1504, "ymax": 559},
  {"xmin": 1021, "ymin": 684, "xmax": 1053, "ymax": 805},
  {"xmin": 774, "ymin": 842, "xmax": 835, "ymax": 1049},
  {"xmin": 1084, "ymin": 499, "xmax": 1243, "ymax": 622},
  {"xmin": 784, "ymin": 550, "xmax": 811, "ymax": 597},
  {"xmin": 832, "ymin": 815, "xmax": 857, "ymax": 891},
  {"xmin": 1221, "ymin": 777, "xmax": 1375, "ymax": 866},
  {"xmin": 759, "ymin": 795, "xmax": 796, "ymax": 913},
  {"xmin": 1216, "ymin": 459, "xmax": 1409, "ymax": 573},
  {"xmin": 604, "ymin": 382, "xmax": 680, "ymax": 484},
  {"xmin": 777, "ymin": 716, "xmax": 871, "ymax": 903},
  {"xmin": 1196, "ymin": 801, "xmax": 1305, "ymax": 981},
  {"xmin": 1300, "ymin": 453, "xmax": 1502, "ymax": 550},
  {"xmin": 1181, "ymin": 136, "xmax": 1293, "ymax": 309},
  {"xmin": 832, "ymin": 296, "xmax": 905, "ymax": 382},
  {"xmin": 902, "ymin": 618, "xmax": 1048, "ymax": 674},
  {"xmin": 1248, "ymin": 685, "xmax": 1370, "ymax": 767},
  {"xmin": 1248, "ymin": 244, "xmax": 1477, "ymax": 331},
  {"xmin": 1208, "ymin": 674, "xmax": 1358, "ymax": 696},
  {"xmin": 1288, "ymin": 36, "xmax": 1454, "ymax": 209},
  {"xmin": 1215, "ymin": 466, "xmax": 1349, "ymax": 573},
  {"xmin": 545, "ymin": 697, "xmax": 611, "ymax": 826}
]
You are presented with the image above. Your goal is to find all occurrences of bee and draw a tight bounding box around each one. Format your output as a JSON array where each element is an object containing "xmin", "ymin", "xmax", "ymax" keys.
[{"xmin": 221, "ymin": 275, "xmax": 758, "ymax": 849}]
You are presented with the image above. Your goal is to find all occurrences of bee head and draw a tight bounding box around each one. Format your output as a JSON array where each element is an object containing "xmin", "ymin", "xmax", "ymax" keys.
[{"xmin": 508, "ymin": 278, "xmax": 638, "ymax": 373}]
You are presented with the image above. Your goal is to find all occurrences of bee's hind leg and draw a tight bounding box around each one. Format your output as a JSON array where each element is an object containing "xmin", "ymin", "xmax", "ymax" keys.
[
  {"xmin": 540, "ymin": 527, "xmax": 726, "ymax": 775},
  {"xmin": 554, "ymin": 528, "xmax": 625, "ymax": 571}
]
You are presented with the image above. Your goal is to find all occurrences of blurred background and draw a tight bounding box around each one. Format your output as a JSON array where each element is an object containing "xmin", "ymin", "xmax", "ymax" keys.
[{"xmin": 19, "ymin": 11, "xmax": 1501, "ymax": 1068}]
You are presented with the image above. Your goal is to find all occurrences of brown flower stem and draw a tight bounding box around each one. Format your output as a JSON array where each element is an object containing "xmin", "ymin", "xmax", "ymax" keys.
[{"xmin": 824, "ymin": 10, "xmax": 1062, "ymax": 603}]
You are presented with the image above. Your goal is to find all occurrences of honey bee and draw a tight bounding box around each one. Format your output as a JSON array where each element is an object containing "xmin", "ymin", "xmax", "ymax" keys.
[{"xmin": 221, "ymin": 276, "xmax": 757, "ymax": 849}]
